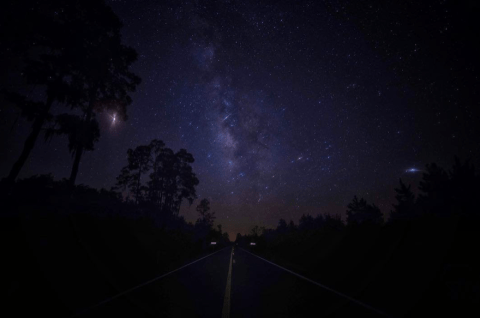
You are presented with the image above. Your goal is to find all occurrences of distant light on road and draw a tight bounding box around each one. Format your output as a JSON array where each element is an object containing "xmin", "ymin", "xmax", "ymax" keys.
[
  {"xmin": 211, "ymin": 242, "xmax": 217, "ymax": 245},
  {"xmin": 250, "ymin": 242, "xmax": 256, "ymax": 246}
]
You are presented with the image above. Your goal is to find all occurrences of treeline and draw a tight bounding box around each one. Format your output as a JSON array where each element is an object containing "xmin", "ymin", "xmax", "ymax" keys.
[
  {"xmin": 238, "ymin": 158, "xmax": 480, "ymax": 316},
  {"xmin": 2, "ymin": 169, "xmax": 229, "ymax": 316}
]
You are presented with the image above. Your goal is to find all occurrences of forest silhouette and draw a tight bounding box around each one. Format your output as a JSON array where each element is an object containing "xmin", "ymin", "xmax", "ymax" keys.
[
  {"xmin": 1, "ymin": 1, "xmax": 229, "ymax": 316},
  {"xmin": 1, "ymin": 0, "xmax": 479, "ymax": 317},
  {"xmin": 237, "ymin": 157, "xmax": 480, "ymax": 316}
]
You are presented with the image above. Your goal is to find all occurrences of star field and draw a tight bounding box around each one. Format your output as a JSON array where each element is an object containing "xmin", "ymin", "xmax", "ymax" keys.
[{"xmin": 1, "ymin": 0, "xmax": 479, "ymax": 238}]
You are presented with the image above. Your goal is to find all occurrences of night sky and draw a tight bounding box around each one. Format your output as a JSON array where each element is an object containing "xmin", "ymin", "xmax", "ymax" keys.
[{"xmin": 1, "ymin": 1, "xmax": 479, "ymax": 238}]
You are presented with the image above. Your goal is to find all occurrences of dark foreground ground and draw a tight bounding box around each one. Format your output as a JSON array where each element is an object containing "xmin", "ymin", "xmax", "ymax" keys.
[
  {"xmin": 8, "ymin": 245, "xmax": 394, "ymax": 317},
  {"xmin": 6, "ymin": 238, "xmax": 479, "ymax": 317}
]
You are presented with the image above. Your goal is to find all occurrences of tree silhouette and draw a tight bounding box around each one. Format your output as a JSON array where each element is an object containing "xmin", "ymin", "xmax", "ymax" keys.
[
  {"xmin": 194, "ymin": 198, "xmax": 215, "ymax": 249},
  {"xmin": 222, "ymin": 232, "xmax": 230, "ymax": 242},
  {"xmin": 418, "ymin": 158, "xmax": 480, "ymax": 218},
  {"xmin": 173, "ymin": 149, "xmax": 199, "ymax": 214},
  {"xmin": 323, "ymin": 214, "xmax": 344, "ymax": 230},
  {"xmin": 115, "ymin": 140, "xmax": 199, "ymax": 213},
  {"xmin": 116, "ymin": 145, "xmax": 152, "ymax": 204},
  {"xmin": 346, "ymin": 195, "xmax": 384, "ymax": 226},
  {"xmin": 389, "ymin": 179, "xmax": 417, "ymax": 222},
  {"xmin": 299, "ymin": 214, "xmax": 315, "ymax": 232},
  {"xmin": 149, "ymin": 146, "xmax": 176, "ymax": 210},
  {"xmin": 418, "ymin": 163, "xmax": 451, "ymax": 215},
  {"xmin": 449, "ymin": 157, "xmax": 479, "ymax": 218},
  {"xmin": 288, "ymin": 220, "xmax": 297, "ymax": 233},
  {"xmin": 2, "ymin": 1, "xmax": 76, "ymax": 184},
  {"xmin": 160, "ymin": 149, "xmax": 178, "ymax": 212},
  {"xmin": 196, "ymin": 198, "xmax": 216, "ymax": 227},
  {"xmin": 2, "ymin": 1, "xmax": 140, "ymax": 186},
  {"xmin": 147, "ymin": 139, "xmax": 166, "ymax": 205},
  {"xmin": 250, "ymin": 225, "xmax": 261, "ymax": 237},
  {"xmin": 147, "ymin": 144, "xmax": 199, "ymax": 214},
  {"xmin": 63, "ymin": 0, "xmax": 141, "ymax": 187},
  {"xmin": 45, "ymin": 114, "xmax": 100, "ymax": 163},
  {"xmin": 277, "ymin": 218, "xmax": 288, "ymax": 234},
  {"xmin": 114, "ymin": 167, "xmax": 135, "ymax": 200}
]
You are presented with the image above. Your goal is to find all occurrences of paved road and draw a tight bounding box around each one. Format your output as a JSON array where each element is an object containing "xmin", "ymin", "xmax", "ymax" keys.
[
  {"xmin": 231, "ymin": 247, "xmax": 385, "ymax": 317},
  {"xmin": 76, "ymin": 246, "xmax": 386, "ymax": 317},
  {"xmin": 80, "ymin": 247, "xmax": 231, "ymax": 318}
]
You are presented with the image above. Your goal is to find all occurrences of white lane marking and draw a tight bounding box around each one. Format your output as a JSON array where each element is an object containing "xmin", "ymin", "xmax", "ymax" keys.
[
  {"xmin": 222, "ymin": 247, "xmax": 234, "ymax": 318},
  {"xmin": 70, "ymin": 246, "xmax": 230, "ymax": 317},
  {"xmin": 239, "ymin": 248, "xmax": 390, "ymax": 317}
]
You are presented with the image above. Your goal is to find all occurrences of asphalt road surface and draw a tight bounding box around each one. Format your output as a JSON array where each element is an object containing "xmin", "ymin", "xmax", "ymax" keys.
[{"xmin": 75, "ymin": 246, "xmax": 386, "ymax": 317}]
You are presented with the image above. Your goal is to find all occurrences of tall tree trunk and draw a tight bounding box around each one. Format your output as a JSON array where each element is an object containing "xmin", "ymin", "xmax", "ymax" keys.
[
  {"xmin": 68, "ymin": 146, "xmax": 83, "ymax": 188},
  {"xmin": 68, "ymin": 97, "xmax": 94, "ymax": 188},
  {"xmin": 149, "ymin": 164, "xmax": 157, "ymax": 203},
  {"xmin": 176, "ymin": 201, "xmax": 182, "ymax": 215},
  {"xmin": 159, "ymin": 177, "xmax": 164, "ymax": 209},
  {"xmin": 135, "ymin": 171, "xmax": 141, "ymax": 204},
  {"xmin": 6, "ymin": 95, "xmax": 54, "ymax": 184}
]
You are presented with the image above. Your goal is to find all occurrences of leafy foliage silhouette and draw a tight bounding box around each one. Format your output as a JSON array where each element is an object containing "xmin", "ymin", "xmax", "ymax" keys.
[
  {"xmin": 196, "ymin": 198, "xmax": 216, "ymax": 227},
  {"xmin": 1, "ymin": 0, "xmax": 141, "ymax": 186},
  {"xmin": 115, "ymin": 139, "xmax": 200, "ymax": 213}
]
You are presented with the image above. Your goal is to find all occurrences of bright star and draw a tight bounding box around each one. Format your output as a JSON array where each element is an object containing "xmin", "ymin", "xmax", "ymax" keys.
[
  {"xmin": 406, "ymin": 168, "xmax": 422, "ymax": 173},
  {"xmin": 109, "ymin": 113, "xmax": 117, "ymax": 126}
]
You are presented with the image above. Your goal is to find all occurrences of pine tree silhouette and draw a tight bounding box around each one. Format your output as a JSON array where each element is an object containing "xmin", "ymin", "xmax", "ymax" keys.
[
  {"xmin": 346, "ymin": 195, "xmax": 384, "ymax": 225},
  {"xmin": 389, "ymin": 179, "xmax": 417, "ymax": 222}
]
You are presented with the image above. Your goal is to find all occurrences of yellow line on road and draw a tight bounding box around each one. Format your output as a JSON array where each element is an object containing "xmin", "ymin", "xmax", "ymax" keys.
[{"xmin": 222, "ymin": 247, "xmax": 234, "ymax": 318}]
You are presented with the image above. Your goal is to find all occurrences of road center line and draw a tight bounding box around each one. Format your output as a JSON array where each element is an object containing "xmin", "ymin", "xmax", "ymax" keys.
[
  {"xmin": 70, "ymin": 246, "xmax": 230, "ymax": 317},
  {"xmin": 239, "ymin": 247, "xmax": 390, "ymax": 317},
  {"xmin": 222, "ymin": 247, "xmax": 234, "ymax": 318}
]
